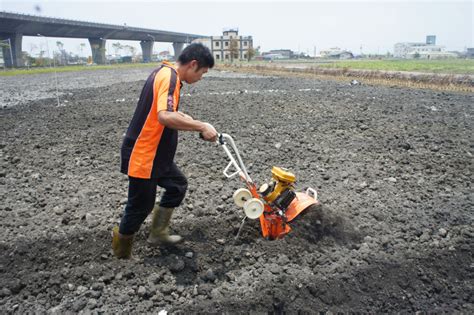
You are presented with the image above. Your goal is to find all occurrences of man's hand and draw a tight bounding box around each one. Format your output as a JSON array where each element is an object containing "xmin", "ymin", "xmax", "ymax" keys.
[
  {"xmin": 158, "ymin": 111, "xmax": 217, "ymax": 142},
  {"xmin": 200, "ymin": 123, "xmax": 218, "ymax": 142}
]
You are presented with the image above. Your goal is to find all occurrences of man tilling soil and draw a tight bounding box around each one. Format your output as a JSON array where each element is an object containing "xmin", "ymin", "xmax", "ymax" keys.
[{"xmin": 112, "ymin": 43, "xmax": 217, "ymax": 259}]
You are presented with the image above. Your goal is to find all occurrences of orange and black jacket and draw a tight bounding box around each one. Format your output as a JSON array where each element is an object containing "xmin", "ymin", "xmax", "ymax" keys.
[{"xmin": 121, "ymin": 61, "xmax": 182, "ymax": 179}]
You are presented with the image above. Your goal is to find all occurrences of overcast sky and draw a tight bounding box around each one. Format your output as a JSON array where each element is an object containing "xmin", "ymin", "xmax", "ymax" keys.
[{"xmin": 1, "ymin": 0, "xmax": 472, "ymax": 57}]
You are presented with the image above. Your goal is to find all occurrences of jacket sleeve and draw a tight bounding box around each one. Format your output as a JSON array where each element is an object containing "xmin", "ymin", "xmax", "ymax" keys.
[{"xmin": 155, "ymin": 67, "xmax": 178, "ymax": 113}]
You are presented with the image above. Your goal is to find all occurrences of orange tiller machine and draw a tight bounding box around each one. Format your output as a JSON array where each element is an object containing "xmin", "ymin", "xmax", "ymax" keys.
[{"xmin": 217, "ymin": 133, "xmax": 319, "ymax": 240}]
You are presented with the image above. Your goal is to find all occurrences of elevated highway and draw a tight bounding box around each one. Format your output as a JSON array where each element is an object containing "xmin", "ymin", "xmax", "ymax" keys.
[{"xmin": 0, "ymin": 11, "xmax": 207, "ymax": 67}]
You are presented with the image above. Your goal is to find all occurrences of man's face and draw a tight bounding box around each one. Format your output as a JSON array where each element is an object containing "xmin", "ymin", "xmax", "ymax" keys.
[{"xmin": 185, "ymin": 60, "xmax": 208, "ymax": 84}]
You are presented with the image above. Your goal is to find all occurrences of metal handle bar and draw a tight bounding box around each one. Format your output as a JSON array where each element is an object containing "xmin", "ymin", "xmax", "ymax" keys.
[{"xmin": 217, "ymin": 133, "xmax": 252, "ymax": 183}]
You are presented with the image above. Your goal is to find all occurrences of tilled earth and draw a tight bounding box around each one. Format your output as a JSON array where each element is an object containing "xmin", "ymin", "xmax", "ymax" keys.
[{"xmin": 0, "ymin": 67, "xmax": 473, "ymax": 313}]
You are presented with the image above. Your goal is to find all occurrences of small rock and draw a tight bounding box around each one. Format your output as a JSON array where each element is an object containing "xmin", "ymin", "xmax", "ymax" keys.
[
  {"xmin": 61, "ymin": 215, "xmax": 71, "ymax": 225},
  {"xmin": 350, "ymin": 79, "xmax": 360, "ymax": 86},
  {"xmin": 0, "ymin": 288, "xmax": 11, "ymax": 297},
  {"xmin": 9, "ymin": 280, "xmax": 24, "ymax": 293},
  {"xmin": 137, "ymin": 286, "xmax": 147, "ymax": 297},
  {"xmin": 419, "ymin": 232, "xmax": 431, "ymax": 243},
  {"xmin": 117, "ymin": 294, "xmax": 129, "ymax": 304},
  {"xmin": 359, "ymin": 242, "xmax": 370, "ymax": 253},
  {"xmin": 91, "ymin": 282, "xmax": 104, "ymax": 291},
  {"xmin": 53, "ymin": 206, "xmax": 65, "ymax": 215},
  {"xmin": 438, "ymin": 228, "xmax": 448, "ymax": 238},
  {"xmin": 204, "ymin": 269, "xmax": 216, "ymax": 282},
  {"xmin": 72, "ymin": 298, "xmax": 87, "ymax": 312},
  {"xmin": 277, "ymin": 254, "xmax": 290, "ymax": 265},
  {"xmin": 86, "ymin": 298, "xmax": 97, "ymax": 309},
  {"xmin": 385, "ymin": 177, "xmax": 397, "ymax": 183},
  {"xmin": 160, "ymin": 285, "xmax": 174, "ymax": 294},
  {"xmin": 167, "ymin": 257, "xmax": 185, "ymax": 273},
  {"xmin": 76, "ymin": 286, "xmax": 88, "ymax": 294},
  {"xmin": 275, "ymin": 142, "xmax": 282, "ymax": 149},
  {"xmin": 216, "ymin": 239, "xmax": 226, "ymax": 244},
  {"xmin": 185, "ymin": 252, "xmax": 194, "ymax": 258},
  {"xmin": 147, "ymin": 273, "xmax": 161, "ymax": 284},
  {"xmin": 399, "ymin": 142, "xmax": 412, "ymax": 150}
]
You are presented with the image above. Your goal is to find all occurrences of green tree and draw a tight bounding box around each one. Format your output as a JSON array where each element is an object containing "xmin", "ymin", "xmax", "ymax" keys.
[
  {"xmin": 128, "ymin": 46, "xmax": 136, "ymax": 57},
  {"xmin": 37, "ymin": 50, "xmax": 46, "ymax": 67},
  {"xmin": 112, "ymin": 42, "xmax": 122, "ymax": 55},
  {"xmin": 229, "ymin": 38, "xmax": 239, "ymax": 62},
  {"xmin": 247, "ymin": 47, "xmax": 255, "ymax": 61},
  {"xmin": 55, "ymin": 41, "xmax": 67, "ymax": 65}
]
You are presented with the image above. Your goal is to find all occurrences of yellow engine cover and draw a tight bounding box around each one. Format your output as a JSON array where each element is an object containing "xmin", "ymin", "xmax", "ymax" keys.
[
  {"xmin": 271, "ymin": 166, "xmax": 296, "ymax": 184},
  {"xmin": 261, "ymin": 167, "xmax": 296, "ymax": 203}
]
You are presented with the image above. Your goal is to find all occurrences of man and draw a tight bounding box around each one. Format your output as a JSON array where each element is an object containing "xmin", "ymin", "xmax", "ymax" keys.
[{"xmin": 112, "ymin": 43, "xmax": 217, "ymax": 259}]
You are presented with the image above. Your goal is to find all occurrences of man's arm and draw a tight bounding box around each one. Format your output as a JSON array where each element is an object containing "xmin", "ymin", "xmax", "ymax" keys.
[{"xmin": 158, "ymin": 111, "xmax": 217, "ymax": 141}]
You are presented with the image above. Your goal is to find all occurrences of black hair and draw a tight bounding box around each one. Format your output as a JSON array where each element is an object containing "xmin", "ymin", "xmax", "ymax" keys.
[{"xmin": 178, "ymin": 43, "xmax": 214, "ymax": 69}]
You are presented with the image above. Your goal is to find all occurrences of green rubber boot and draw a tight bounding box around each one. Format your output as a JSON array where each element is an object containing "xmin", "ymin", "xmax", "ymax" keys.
[
  {"xmin": 111, "ymin": 226, "xmax": 134, "ymax": 259},
  {"xmin": 147, "ymin": 206, "xmax": 183, "ymax": 246}
]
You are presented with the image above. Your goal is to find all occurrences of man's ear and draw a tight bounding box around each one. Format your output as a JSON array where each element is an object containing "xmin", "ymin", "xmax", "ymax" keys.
[{"xmin": 190, "ymin": 60, "xmax": 199, "ymax": 71}]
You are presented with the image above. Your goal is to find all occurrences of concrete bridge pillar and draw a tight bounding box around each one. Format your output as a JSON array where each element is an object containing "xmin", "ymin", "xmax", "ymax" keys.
[
  {"xmin": 173, "ymin": 42, "xmax": 185, "ymax": 59},
  {"xmin": 140, "ymin": 40, "xmax": 154, "ymax": 63},
  {"xmin": 0, "ymin": 32, "xmax": 23, "ymax": 68},
  {"xmin": 88, "ymin": 38, "xmax": 106, "ymax": 65}
]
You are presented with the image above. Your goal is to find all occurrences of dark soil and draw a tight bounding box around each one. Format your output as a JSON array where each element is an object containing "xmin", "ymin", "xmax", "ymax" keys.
[{"xmin": 0, "ymin": 69, "xmax": 473, "ymax": 313}]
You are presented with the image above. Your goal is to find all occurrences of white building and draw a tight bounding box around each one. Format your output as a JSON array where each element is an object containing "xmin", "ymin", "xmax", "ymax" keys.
[
  {"xmin": 192, "ymin": 38, "xmax": 212, "ymax": 51},
  {"xmin": 320, "ymin": 47, "xmax": 353, "ymax": 59},
  {"xmin": 194, "ymin": 28, "xmax": 253, "ymax": 61},
  {"xmin": 394, "ymin": 42, "xmax": 445, "ymax": 58},
  {"xmin": 394, "ymin": 35, "xmax": 455, "ymax": 59}
]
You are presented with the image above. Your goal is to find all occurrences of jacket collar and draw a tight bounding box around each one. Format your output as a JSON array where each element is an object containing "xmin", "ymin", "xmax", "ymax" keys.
[{"xmin": 162, "ymin": 60, "xmax": 177, "ymax": 71}]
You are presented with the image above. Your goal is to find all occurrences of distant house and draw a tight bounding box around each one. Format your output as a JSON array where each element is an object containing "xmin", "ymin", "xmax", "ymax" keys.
[
  {"xmin": 261, "ymin": 53, "xmax": 285, "ymax": 61},
  {"xmin": 266, "ymin": 49, "xmax": 294, "ymax": 59},
  {"xmin": 320, "ymin": 47, "xmax": 353, "ymax": 59},
  {"xmin": 193, "ymin": 28, "xmax": 253, "ymax": 61},
  {"xmin": 156, "ymin": 50, "xmax": 172, "ymax": 61},
  {"xmin": 466, "ymin": 48, "xmax": 474, "ymax": 59}
]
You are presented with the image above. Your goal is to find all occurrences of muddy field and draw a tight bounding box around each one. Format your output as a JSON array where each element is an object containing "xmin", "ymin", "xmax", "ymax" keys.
[{"xmin": 0, "ymin": 67, "xmax": 473, "ymax": 313}]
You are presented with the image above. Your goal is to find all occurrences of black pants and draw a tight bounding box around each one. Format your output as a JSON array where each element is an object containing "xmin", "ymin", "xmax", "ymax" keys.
[{"xmin": 119, "ymin": 163, "xmax": 188, "ymax": 235}]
